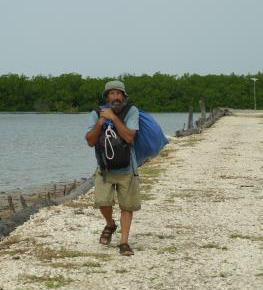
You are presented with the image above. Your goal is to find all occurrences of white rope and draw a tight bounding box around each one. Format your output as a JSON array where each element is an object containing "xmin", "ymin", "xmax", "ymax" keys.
[{"xmin": 104, "ymin": 125, "xmax": 117, "ymax": 160}]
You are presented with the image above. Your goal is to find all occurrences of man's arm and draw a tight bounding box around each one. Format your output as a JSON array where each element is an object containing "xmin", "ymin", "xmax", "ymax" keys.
[
  {"xmin": 100, "ymin": 108, "xmax": 136, "ymax": 144},
  {"xmin": 85, "ymin": 116, "xmax": 105, "ymax": 147},
  {"xmin": 112, "ymin": 116, "xmax": 136, "ymax": 144}
]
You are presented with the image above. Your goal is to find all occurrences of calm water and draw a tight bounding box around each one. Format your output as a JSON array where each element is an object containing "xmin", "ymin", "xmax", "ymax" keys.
[{"xmin": 0, "ymin": 112, "xmax": 201, "ymax": 192}]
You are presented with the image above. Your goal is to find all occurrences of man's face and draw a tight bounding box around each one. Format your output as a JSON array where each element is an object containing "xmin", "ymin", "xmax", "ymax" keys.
[{"xmin": 106, "ymin": 89, "xmax": 125, "ymax": 112}]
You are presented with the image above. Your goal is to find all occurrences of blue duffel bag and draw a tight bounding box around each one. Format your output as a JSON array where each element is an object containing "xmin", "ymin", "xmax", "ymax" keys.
[{"xmin": 134, "ymin": 111, "xmax": 169, "ymax": 166}]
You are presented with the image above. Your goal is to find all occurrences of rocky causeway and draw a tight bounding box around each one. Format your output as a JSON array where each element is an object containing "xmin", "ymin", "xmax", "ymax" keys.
[{"xmin": 0, "ymin": 113, "xmax": 262, "ymax": 290}]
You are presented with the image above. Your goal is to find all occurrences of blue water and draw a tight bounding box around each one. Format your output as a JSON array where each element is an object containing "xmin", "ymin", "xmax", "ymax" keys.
[{"xmin": 0, "ymin": 112, "xmax": 201, "ymax": 192}]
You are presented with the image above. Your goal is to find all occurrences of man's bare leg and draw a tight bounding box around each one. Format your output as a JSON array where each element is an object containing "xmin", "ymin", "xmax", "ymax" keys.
[
  {"xmin": 118, "ymin": 210, "xmax": 134, "ymax": 255},
  {"xmin": 99, "ymin": 206, "xmax": 115, "ymax": 227},
  {"xmin": 120, "ymin": 210, "xmax": 133, "ymax": 244},
  {"xmin": 99, "ymin": 206, "xmax": 116, "ymax": 245}
]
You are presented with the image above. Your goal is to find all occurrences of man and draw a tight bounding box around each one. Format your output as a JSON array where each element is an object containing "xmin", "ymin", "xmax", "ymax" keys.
[{"xmin": 85, "ymin": 80, "xmax": 140, "ymax": 256}]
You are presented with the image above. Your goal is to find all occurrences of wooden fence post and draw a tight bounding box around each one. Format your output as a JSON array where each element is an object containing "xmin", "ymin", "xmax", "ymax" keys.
[
  {"xmin": 187, "ymin": 104, "xmax": 194, "ymax": 129},
  {"xmin": 8, "ymin": 196, "xmax": 15, "ymax": 213},
  {"xmin": 199, "ymin": 100, "xmax": 206, "ymax": 124},
  {"xmin": 20, "ymin": 195, "xmax": 28, "ymax": 209}
]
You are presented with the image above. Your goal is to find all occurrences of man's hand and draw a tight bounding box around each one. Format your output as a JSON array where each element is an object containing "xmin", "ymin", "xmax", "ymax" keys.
[
  {"xmin": 88, "ymin": 107, "xmax": 136, "ymax": 145},
  {"xmin": 100, "ymin": 108, "xmax": 136, "ymax": 144},
  {"xmin": 100, "ymin": 108, "xmax": 116, "ymax": 121},
  {"xmin": 85, "ymin": 116, "xmax": 105, "ymax": 147}
]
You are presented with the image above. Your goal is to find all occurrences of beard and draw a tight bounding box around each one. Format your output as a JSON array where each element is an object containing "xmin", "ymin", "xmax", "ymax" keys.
[{"xmin": 109, "ymin": 100, "xmax": 127, "ymax": 113}]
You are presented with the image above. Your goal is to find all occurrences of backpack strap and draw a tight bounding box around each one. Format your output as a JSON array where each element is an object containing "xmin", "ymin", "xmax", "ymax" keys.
[
  {"xmin": 94, "ymin": 102, "xmax": 135, "ymax": 177},
  {"xmin": 116, "ymin": 103, "xmax": 133, "ymax": 121}
]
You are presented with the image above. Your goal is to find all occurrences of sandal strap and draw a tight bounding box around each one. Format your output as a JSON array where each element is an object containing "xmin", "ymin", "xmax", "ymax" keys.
[
  {"xmin": 118, "ymin": 243, "xmax": 134, "ymax": 255},
  {"xmin": 99, "ymin": 221, "xmax": 117, "ymax": 244},
  {"xmin": 101, "ymin": 227, "xmax": 116, "ymax": 237},
  {"xmin": 104, "ymin": 224, "xmax": 117, "ymax": 232}
]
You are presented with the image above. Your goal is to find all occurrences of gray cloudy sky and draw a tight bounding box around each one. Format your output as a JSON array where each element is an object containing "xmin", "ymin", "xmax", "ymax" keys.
[{"xmin": 0, "ymin": 0, "xmax": 262, "ymax": 77}]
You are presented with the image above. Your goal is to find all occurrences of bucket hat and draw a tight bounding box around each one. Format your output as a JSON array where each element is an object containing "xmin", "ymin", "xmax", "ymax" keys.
[{"xmin": 102, "ymin": 80, "xmax": 128, "ymax": 99}]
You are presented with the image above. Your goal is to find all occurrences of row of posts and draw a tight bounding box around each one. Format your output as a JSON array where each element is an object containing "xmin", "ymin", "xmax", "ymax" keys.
[
  {"xmin": 187, "ymin": 100, "xmax": 206, "ymax": 130},
  {"xmin": 6, "ymin": 179, "xmax": 77, "ymax": 214}
]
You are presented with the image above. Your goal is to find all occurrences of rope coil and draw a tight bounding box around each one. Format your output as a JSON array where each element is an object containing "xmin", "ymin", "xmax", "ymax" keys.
[{"xmin": 104, "ymin": 125, "xmax": 117, "ymax": 160}]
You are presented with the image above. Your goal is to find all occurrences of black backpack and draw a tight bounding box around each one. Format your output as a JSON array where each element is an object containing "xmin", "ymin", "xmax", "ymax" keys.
[{"xmin": 95, "ymin": 104, "xmax": 132, "ymax": 171}]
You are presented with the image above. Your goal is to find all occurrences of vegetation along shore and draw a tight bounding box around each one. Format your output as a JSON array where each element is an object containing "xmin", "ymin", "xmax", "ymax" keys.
[{"xmin": 0, "ymin": 72, "xmax": 262, "ymax": 112}]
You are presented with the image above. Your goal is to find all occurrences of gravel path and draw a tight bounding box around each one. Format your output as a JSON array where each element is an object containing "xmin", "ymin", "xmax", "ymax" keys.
[{"xmin": 0, "ymin": 115, "xmax": 262, "ymax": 290}]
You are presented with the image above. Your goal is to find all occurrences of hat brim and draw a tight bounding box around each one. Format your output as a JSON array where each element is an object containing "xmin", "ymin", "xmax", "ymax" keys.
[{"xmin": 102, "ymin": 89, "xmax": 128, "ymax": 100}]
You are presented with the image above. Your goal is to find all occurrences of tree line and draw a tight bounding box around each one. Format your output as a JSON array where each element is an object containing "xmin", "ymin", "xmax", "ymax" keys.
[{"xmin": 0, "ymin": 72, "xmax": 262, "ymax": 112}]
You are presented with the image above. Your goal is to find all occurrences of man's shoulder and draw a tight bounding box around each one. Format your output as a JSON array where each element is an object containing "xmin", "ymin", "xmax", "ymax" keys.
[
  {"xmin": 124, "ymin": 104, "xmax": 139, "ymax": 129},
  {"xmin": 126, "ymin": 105, "xmax": 139, "ymax": 116},
  {"xmin": 88, "ymin": 110, "xmax": 99, "ymax": 124},
  {"xmin": 90, "ymin": 109, "xmax": 99, "ymax": 118},
  {"xmin": 129, "ymin": 104, "xmax": 139, "ymax": 111}
]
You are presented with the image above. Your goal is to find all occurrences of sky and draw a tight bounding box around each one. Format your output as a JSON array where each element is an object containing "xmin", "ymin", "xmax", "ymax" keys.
[{"xmin": 0, "ymin": 0, "xmax": 262, "ymax": 78}]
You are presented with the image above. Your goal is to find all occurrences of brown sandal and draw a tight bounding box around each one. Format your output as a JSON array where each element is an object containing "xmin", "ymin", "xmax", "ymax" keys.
[
  {"xmin": 99, "ymin": 221, "xmax": 117, "ymax": 245},
  {"xmin": 118, "ymin": 243, "xmax": 134, "ymax": 256}
]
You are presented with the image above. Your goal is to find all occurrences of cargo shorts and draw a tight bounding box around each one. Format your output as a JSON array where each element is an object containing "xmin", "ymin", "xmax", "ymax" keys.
[{"xmin": 94, "ymin": 170, "xmax": 141, "ymax": 212}]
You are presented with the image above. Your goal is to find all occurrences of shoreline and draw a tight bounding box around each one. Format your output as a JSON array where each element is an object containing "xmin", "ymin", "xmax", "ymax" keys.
[
  {"xmin": 0, "ymin": 111, "xmax": 89, "ymax": 114},
  {"xmin": 0, "ymin": 178, "xmax": 86, "ymax": 220},
  {"xmin": 1, "ymin": 109, "xmax": 263, "ymax": 114},
  {"xmin": 0, "ymin": 175, "xmax": 90, "ymax": 195},
  {"xmin": 0, "ymin": 111, "xmax": 204, "ymax": 115}
]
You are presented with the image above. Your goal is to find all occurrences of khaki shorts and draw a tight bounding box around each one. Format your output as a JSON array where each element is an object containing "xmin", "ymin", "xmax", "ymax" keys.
[{"xmin": 94, "ymin": 170, "xmax": 141, "ymax": 211}]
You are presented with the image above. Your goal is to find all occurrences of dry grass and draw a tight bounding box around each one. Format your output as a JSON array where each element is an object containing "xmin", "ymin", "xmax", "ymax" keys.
[
  {"xmin": 0, "ymin": 235, "xmax": 21, "ymax": 249},
  {"xmin": 0, "ymin": 235, "xmax": 34, "ymax": 250},
  {"xmin": 230, "ymin": 233, "xmax": 263, "ymax": 242},
  {"xmin": 135, "ymin": 232, "xmax": 175, "ymax": 242},
  {"xmin": 86, "ymin": 269, "xmax": 107, "ymax": 274},
  {"xmin": 82, "ymin": 261, "xmax": 102, "ymax": 267},
  {"xmin": 140, "ymin": 167, "xmax": 162, "ymax": 178},
  {"xmin": 156, "ymin": 235, "xmax": 176, "ymax": 240},
  {"xmin": 140, "ymin": 192, "xmax": 156, "ymax": 201},
  {"xmin": 0, "ymin": 248, "xmax": 28, "ymax": 257},
  {"xmin": 159, "ymin": 148, "xmax": 175, "ymax": 158},
  {"xmin": 139, "ymin": 177, "xmax": 157, "ymax": 184},
  {"xmin": 50, "ymin": 262, "xmax": 80, "ymax": 269},
  {"xmin": 116, "ymin": 269, "xmax": 128, "ymax": 274},
  {"xmin": 64, "ymin": 200, "xmax": 93, "ymax": 209},
  {"xmin": 136, "ymin": 144, "xmax": 174, "ymax": 196},
  {"xmin": 201, "ymin": 244, "xmax": 228, "ymax": 250},
  {"xmin": 158, "ymin": 245, "xmax": 177, "ymax": 254},
  {"xmin": 165, "ymin": 224, "xmax": 193, "ymax": 230},
  {"xmin": 33, "ymin": 245, "xmax": 111, "ymax": 261},
  {"xmin": 179, "ymin": 137, "xmax": 204, "ymax": 147},
  {"xmin": 19, "ymin": 274, "xmax": 73, "ymax": 289},
  {"xmin": 140, "ymin": 184, "xmax": 152, "ymax": 192},
  {"xmin": 133, "ymin": 245, "xmax": 145, "ymax": 251},
  {"xmin": 33, "ymin": 217, "xmax": 46, "ymax": 225},
  {"xmin": 135, "ymin": 232, "xmax": 155, "ymax": 237},
  {"xmin": 219, "ymin": 272, "xmax": 229, "ymax": 278},
  {"xmin": 169, "ymin": 190, "xmax": 195, "ymax": 199},
  {"xmin": 138, "ymin": 163, "xmax": 164, "ymax": 194}
]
